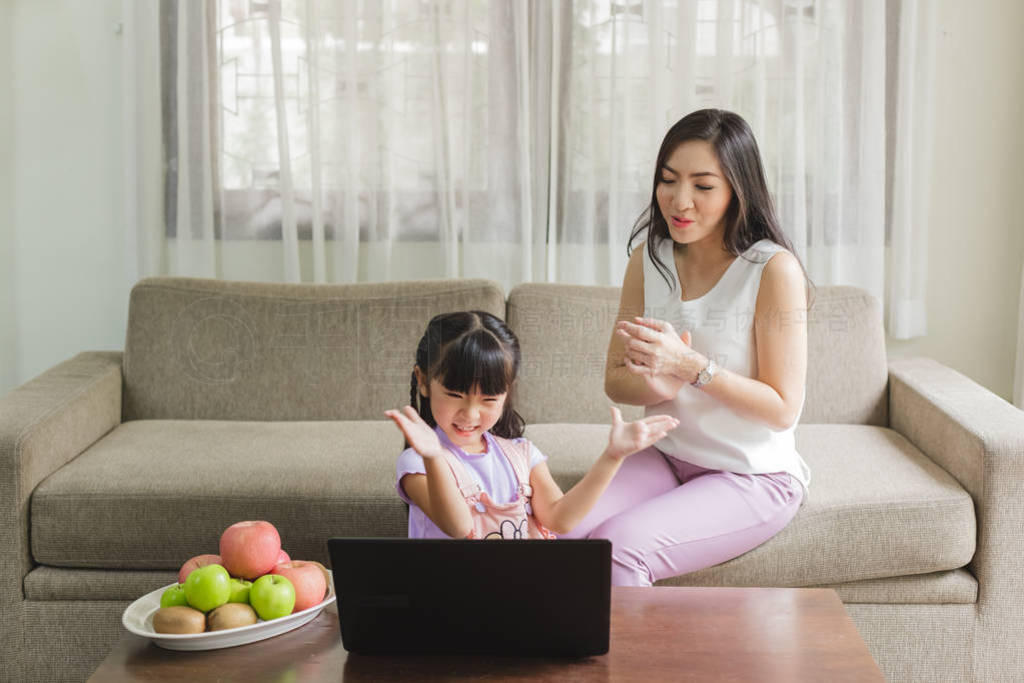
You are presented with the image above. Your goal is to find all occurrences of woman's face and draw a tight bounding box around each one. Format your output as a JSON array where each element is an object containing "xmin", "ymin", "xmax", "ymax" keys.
[{"xmin": 655, "ymin": 139, "xmax": 734, "ymax": 247}]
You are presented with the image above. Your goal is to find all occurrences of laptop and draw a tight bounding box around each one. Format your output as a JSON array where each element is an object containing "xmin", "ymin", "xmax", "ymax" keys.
[{"xmin": 326, "ymin": 538, "xmax": 611, "ymax": 657}]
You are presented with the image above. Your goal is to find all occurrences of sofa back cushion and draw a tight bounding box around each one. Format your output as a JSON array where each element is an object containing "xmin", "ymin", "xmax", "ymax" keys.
[
  {"xmin": 507, "ymin": 283, "xmax": 887, "ymax": 425},
  {"xmin": 122, "ymin": 277, "xmax": 505, "ymax": 421},
  {"xmin": 507, "ymin": 284, "xmax": 635, "ymax": 425},
  {"xmin": 802, "ymin": 286, "xmax": 888, "ymax": 424}
]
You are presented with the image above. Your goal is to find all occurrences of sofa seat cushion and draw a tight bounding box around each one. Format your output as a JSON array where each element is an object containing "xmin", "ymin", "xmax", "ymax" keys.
[
  {"xmin": 22, "ymin": 565, "xmax": 977, "ymax": 605},
  {"xmin": 32, "ymin": 420, "xmax": 977, "ymax": 586},
  {"xmin": 24, "ymin": 567, "xmax": 179, "ymax": 601},
  {"xmin": 529, "ymin": 423, "xmax": 976, "ymax": 586},
  {"xmin": 31, "ymin": 420, "xmax": 408, "ymax": 568}
]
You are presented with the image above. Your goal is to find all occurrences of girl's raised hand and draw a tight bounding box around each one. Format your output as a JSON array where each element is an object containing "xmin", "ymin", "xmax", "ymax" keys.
[
  {"xmin": 385, "ymin": 406, "xmax": 446, "ymax": 460},
  {"xmin": 604, "ymin": 406, "xmax": 679, "ymax": 461}
]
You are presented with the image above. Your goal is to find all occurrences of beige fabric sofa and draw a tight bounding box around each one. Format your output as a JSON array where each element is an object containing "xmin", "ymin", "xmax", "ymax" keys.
[{"xmin": 2, "ymin": 276, "xmax": 1022, "ymax": 682}]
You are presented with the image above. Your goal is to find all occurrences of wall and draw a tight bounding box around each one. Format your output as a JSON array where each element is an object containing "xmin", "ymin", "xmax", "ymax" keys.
[
  {"xmin": 885, "ymin": 0, "xmax": 1024, "ymax": 401},
  {"xmin": 2, "ymin": 0, "xmax": 1023, "ymax": 405},
  {"xmin": 7, "ymin": 0, "xmax": 130, "ymax": 395},
  {"xmin": 0, "ymin": 0, "xmax": 17, "ymax": 394}
]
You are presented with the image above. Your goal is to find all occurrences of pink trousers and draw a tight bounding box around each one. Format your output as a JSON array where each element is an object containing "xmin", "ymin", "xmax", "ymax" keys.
[{"xmin": 564, "ymin": 447, "xmax": 804, "ymax": 586}]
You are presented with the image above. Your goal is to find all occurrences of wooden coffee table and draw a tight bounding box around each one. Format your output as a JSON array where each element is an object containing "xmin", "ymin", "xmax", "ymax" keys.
[{"xmin": 89, "ymin": 586, "xmax": 882, "ymax": 681}]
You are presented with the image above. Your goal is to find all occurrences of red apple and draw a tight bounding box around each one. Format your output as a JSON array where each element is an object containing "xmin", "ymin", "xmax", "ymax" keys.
[
  {"xmin": 219, "ymin": 521, "xmax": 281, "ymax": 580},
  {"xmin": 178, "ymin": 554, "xmax": 223, "ymax": 585},
  {"xmin": 307, "ymin": 560, "xmax": 332, "ymax": 590},
  {"xmin": 271, "ymin": 561, "xmax": 327, "ymax": 613},
  {"xmin": 276, "ymin": 549, "xmax": 290, "ymax": 565}
]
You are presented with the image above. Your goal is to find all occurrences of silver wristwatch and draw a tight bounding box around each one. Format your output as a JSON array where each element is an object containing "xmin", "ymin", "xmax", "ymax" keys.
[{"xmin": 691, "ymin": 358, "xmax": 718, "ymax": 388}]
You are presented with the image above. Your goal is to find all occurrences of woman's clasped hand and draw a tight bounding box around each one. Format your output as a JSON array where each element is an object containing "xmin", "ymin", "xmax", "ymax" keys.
[{"xmin": 616, "ymin": 317, "xmax": 704, "ymax": 400}]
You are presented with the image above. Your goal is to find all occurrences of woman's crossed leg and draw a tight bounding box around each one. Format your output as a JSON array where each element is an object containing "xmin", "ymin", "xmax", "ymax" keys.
[{"xmin": 565, "ymin": 446, "xmax": 803, "ymax": 586}]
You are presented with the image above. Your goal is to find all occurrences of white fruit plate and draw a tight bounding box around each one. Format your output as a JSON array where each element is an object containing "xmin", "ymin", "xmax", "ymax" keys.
[{"xmin": 122, "ymin": 571, "xmax": 336, "ymax": 651}]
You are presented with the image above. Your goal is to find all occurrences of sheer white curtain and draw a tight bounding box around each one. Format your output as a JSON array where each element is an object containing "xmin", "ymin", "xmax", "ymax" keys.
[
  {"xmin": 160, "ymin": 0, "xmax": 538, "ymax": 289},
  {"xmin": 149, "ymin": 0, "xmax": 933, "ymax": 338},
  {"xmin": 887, "ymin": 0, "xmax": 934, "ymax": 338},
  {"xmin": 554, "ymin": 0, "xmax": 932, "ymax": 328}
]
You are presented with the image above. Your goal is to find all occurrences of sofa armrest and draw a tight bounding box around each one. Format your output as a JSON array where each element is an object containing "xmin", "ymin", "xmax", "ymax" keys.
[
  {"xmin": 0, "ymin": 351, "xmax": 123, "ymax": 592},
  {"xmin": 889, "ymin": 356, "xmax": 1024, "ymax": 677}
]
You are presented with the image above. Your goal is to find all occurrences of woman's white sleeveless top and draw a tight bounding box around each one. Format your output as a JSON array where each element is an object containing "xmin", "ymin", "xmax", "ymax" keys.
[{"xmin": 642, "ymin": 237, "xmax": 811, "ymax": 490}]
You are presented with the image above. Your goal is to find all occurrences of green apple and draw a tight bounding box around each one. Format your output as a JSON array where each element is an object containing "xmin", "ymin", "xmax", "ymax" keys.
[
  {"xmin": 160, "ymin": 584, "xmax": 188, "ymax": 608},
  {"xmin": 183, "ymin": 564, "xmax": 231, "ymax": 612},
  {"xmin": 228, "ymin": 577, "xmax": 252, "ymax": 604},
  {"xmin": 250, "ymin": 574, "xmax": 295, "ymax": 620}
]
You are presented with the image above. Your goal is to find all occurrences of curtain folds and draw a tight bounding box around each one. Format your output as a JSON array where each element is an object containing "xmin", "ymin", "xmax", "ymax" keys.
[
  {"xmin": 152, "ymin": 0, "xmax": 934, "ymax": 338},
  {"xmin": 168, "ymin": 0, "xmax": 219, "ymax": 279},
  {"xmin": 887, "ymin": 0, "xmax": 934, "ymax": 339}
]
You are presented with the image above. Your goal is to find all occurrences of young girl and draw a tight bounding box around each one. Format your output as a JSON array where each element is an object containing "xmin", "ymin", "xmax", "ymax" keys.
[
  {"xmin": 563, "ymin": 108, "xmax": 813, "ymax": 586},
  {"xmin": 386, "ymin": 310, "xmax": 678, "ymax": 540}
]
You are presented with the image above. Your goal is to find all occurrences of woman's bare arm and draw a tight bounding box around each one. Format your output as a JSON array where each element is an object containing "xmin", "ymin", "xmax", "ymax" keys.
[
  {"xmin": 605, "ymin": 246, "xmax": 684, "ymax": 405},
  {"xmin": 696, "ymin": 250, "xmax": 807, "ymax": 429},
  {"xmin": 619, "ymin": 251, "xmax": 807, "ymax": 430}
]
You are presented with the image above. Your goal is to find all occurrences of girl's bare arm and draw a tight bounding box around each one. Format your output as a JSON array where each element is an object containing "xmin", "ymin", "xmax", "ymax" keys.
[
  {"xmin": 529, "ymin": 409, "xmax": 678, "ymax": 534},
  {"xmin": 400, "ymin": 468, "xmax": 473, "ymax": 539},
  {"xmin": 388, "ymin": 407, "xmax": 474, "ymax": 538}
]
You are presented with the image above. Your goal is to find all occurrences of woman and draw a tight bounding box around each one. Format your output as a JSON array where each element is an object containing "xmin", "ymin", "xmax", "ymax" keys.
[{"xmin": 564, "ymin": 109, "xmax": 814, "ymax": 587}]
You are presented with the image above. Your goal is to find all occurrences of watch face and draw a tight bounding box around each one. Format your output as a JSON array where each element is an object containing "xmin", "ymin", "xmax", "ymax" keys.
[
  {"xmin": 698, "ymin": 360, "xmax": 715, "ymax": 386},
  {"xmin": 693, "ymin": 360, "xmax": 715, "ymax": 387}
]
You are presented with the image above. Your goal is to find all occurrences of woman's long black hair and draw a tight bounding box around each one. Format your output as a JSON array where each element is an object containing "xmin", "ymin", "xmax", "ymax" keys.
[
  {"xmin": 409, "ymin": 310, "xmax": 525, "ymax": 439},
  {"xmin": 629, "ymin": 108, "xmax": 814, "ymax": 306}
]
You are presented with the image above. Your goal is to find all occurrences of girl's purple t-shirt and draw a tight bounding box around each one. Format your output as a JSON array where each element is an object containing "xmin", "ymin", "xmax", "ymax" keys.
[{"xmin": 395, "ymin": 426, "xmax": 548, "ymax": 539}]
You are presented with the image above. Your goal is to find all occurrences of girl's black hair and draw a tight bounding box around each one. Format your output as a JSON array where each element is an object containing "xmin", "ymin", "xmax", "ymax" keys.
[
  {"xmin": 409, "ymin": 310, "xmax": 525, "ymax": 439},
  {"xmin": 629, "ymin": 108, "xmax": 815, "ymax": 307}
]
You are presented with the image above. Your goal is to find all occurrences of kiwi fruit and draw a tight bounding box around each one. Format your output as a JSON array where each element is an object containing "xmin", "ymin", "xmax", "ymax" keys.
[
  {"xmin": 153, "ymin": 606, "xmax": 206, "ymax": 634},
  {"xmin": 207, "ymin": 602, "xmax": 259, "ymax": 631}
]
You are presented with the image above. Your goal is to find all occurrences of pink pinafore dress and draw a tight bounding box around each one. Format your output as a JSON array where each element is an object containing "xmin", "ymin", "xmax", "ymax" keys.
[{"xmin": 440, "ymin": 435, "xmax": 555, "ymax": 540}]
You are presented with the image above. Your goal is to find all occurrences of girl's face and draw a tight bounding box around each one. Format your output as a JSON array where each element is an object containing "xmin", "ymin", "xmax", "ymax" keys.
[
  {"xmin": 655, "ymin": 139, "xmax": 734, "ymax": 247},
  {"xmin": 422, "ymin": 377, "xmax": 507, "ymax": 453}
]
